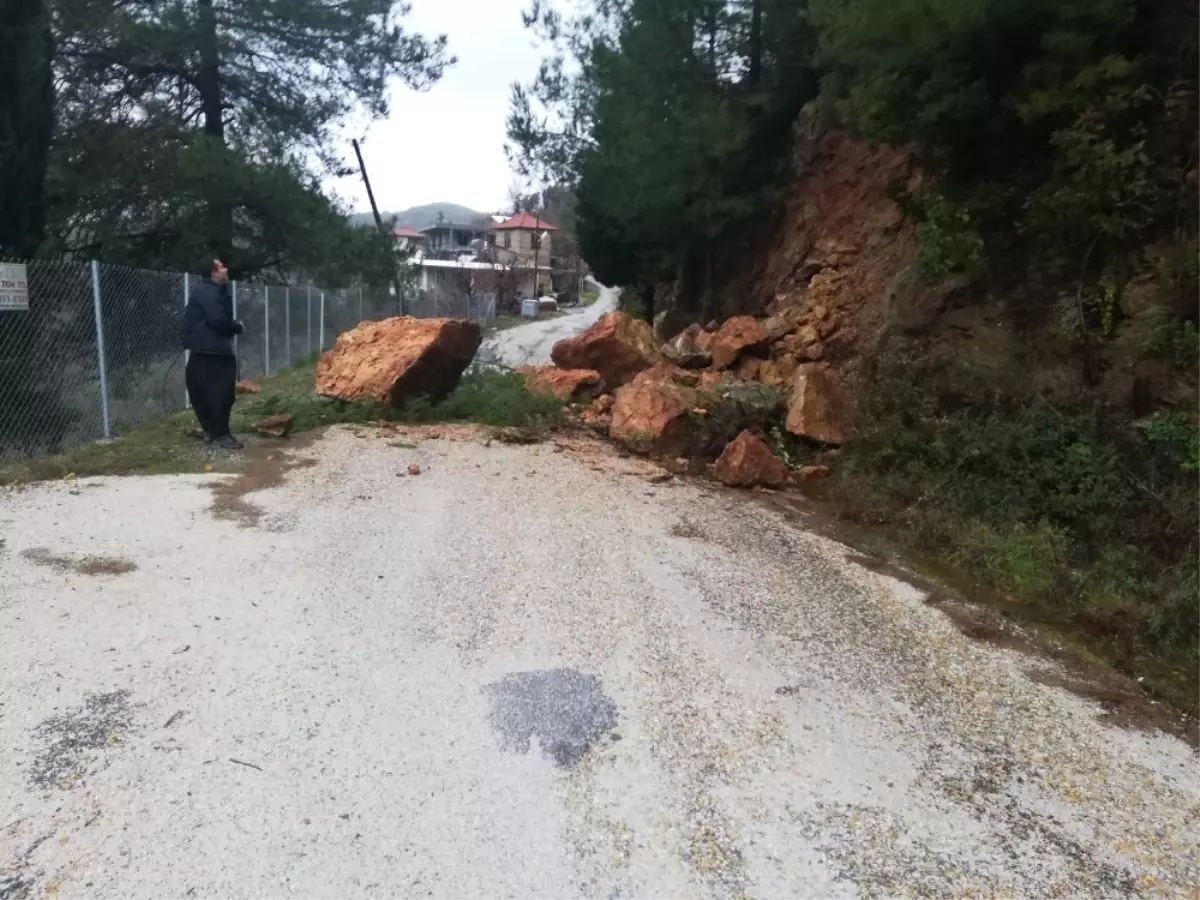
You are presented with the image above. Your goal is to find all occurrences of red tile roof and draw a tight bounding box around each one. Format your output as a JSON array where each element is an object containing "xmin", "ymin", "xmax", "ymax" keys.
[
  {"xmin": 492, "ymin": 212, "xmax": 558, "ymax": 231},
  {"xmin": 391, "ymin": 226, "xmax": 424, "ymax": 238}
]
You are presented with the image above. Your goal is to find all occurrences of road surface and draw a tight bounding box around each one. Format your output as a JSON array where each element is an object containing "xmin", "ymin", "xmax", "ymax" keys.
[
  {"xmin": 0, "ymin": 428, "xmax": 1196, "ymax": 899},
  {"xmin": 476, "ymin": 280, "xmax": 619, "ymax": 369}
]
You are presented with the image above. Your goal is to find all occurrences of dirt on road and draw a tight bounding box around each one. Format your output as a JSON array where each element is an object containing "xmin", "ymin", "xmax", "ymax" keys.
[{"xmin": 0, "ymin": 427, "xmax": 1196, "ymax": 898}]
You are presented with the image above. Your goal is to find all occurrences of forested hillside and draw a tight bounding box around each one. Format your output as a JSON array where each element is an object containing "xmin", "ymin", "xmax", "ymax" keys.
[{"xmin": 509, "ymin": 0, "xmax": 1199, "ymax": 705}]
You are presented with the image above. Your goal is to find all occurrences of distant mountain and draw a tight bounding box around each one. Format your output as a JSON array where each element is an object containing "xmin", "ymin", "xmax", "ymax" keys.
[{"xmin": 348, "ymin": 202, "xmax": 489, "ymax": 231}]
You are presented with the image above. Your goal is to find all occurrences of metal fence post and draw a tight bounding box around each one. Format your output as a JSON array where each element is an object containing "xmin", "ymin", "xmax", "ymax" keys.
[
  {"xmin": 89, "ymin": 260, "xmax": 112, "ymax": 440},
  {"xmin": 358, "ymin": 286, "xmax": 363, "ymax": 323},
  {"xmin": 284, "ymin": 286, "xmax": 291, "ymax": 367},
  {"xmin": 231, "ymin": 279, "xmax": 239, "ymax": 369},
  {"xmin": 306, "ymin": 285, "xmax": 312, "ymax": 358},
  {"xmin": 319, "ymin": 292, "xmax": 325, "ymax": 350},
  {"xmin": 182, "ymin": 272, "xmax": 190, "ymax": 409},
  {"xmin": 264, "ymin": 285, "xmax": 271, "ymax": 376}
]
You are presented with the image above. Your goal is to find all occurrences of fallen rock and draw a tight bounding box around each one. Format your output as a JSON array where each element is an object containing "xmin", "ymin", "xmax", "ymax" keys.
[
  {"xmin": 756, "ymin": 359, "xmax": 787, "ymax": 389},
  {"xmin": 516, "ymin": 365, "xmax": 605, "ymax": 400},
  {"xmin": 315, "ymin": 317, "xmax": 482, "ymax": 405},
  {"xmin": 235, "ymin": 380, "xmax": 261, "ymax": 395},
  {"xmin": 714, "ymin": 430, "xmax": 789, "ymax": 488},
  {"xmin": 609, "ymin": 364, "xmax": 698, "ymax": 457},
  {"xmin": 610, "ymin": 364, "xmax": 783, "ymax": 458},
  {"xmin": 734, "ymin": 356, "xmax": 763, "ymax": 381},
  {"xmin": 799, "ymin": 342, "xmax": 825, "ymax": 362},
  {"xmin": 253, "ymin": 413, "xmax": 294, "ymax": 438},
  {"xmin": 776, "ymin": 324, "xmax": 821, "ymax": 357},
  {"xmin": 551, "ymin": 311, "xmax": 660, "ymax": 388},
  {"xmin": 580, "ymin": 394, "xmax": 614, "ymax": 431},
  {"xmin": 407, "ymin": 462, "xmax": 422, "ymax": 476},
  {"xmin": 710, "ymin": 316, "xmax": 770, "ymax": 369},
  {"xmin": 784, "ymin": 363, "xmax": 846, "ymax": 444},
  {"xmin": 762, "ymin": 312, "xmax": 800, "ymax": 342},
  {"xmin": 661, "ymin": 324, "xmax": 713, "ymax": 369}
]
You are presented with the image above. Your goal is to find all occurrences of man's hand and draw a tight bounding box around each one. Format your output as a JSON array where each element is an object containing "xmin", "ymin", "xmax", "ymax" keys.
[{"xmin": 234, "ymin": 321, "xmax": 245, "ymax": 334}]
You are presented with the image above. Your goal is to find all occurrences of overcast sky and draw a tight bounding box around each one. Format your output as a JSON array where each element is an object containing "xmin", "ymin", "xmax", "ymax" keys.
[{"xmin": 325, "ymin": 0, "xmax": 545, "ymax": 216}]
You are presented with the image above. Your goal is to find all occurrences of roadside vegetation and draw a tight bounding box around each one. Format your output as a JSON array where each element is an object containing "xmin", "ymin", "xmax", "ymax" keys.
[
  {"xmin": 508, "ymin": 0, "xmax": 1198, "ymax": 711},
  {"xmin": 0, "ymin": 363, "xmax": 561, "ymax": 486}
]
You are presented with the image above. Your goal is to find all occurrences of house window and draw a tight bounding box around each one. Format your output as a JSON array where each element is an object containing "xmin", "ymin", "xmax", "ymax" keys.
[{"xmin": 501, "ymin": 232, "xmax": 510, "ymax": 249}]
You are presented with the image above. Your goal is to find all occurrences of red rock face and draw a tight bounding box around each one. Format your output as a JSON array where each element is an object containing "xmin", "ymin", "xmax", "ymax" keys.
[
  {"xmin": 516, "ymin": 366, "xmax": 605, "ymax": 400},
  {"xmin": 710, "ymin": 316, "xmax": 769, "ymax": 369},
  {"xmin": 784, "ymin": 363, "xmax": 845, "ymax": 444},
  {"xmin": 713, "ymin": 429, "xmax": 789, "ymax": 488},
  {"xmin": 314, "ymin": 317, "xmax": 481, "ymax": 405},
  {"xmin": 253, "ymin": 413, "xmax": 294, "ymax": 438},
  {"xmin": 551, "ymin": 311, "xmax": 660, "ymax": 388}
]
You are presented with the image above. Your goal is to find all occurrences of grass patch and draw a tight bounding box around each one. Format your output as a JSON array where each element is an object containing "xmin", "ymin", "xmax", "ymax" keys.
[{"xmin": 0, "ymin": 361, "xmax": 563, "ymax": 486}]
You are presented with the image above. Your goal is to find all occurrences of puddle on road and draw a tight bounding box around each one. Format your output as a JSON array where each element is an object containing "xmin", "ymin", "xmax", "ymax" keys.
[{"xmin": 484, "ymin": 668, "xmax": 619, "ymax": 767}]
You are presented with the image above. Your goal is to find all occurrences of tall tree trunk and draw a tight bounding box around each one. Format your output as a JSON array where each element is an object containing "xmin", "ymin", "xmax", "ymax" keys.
[
  {"xmin": 0, "ymin": 0, "xmax": 54, "ymax": 257},
  {"xmin": 196, "ymin": 0, "xmax": 232, "ymax": 263},
  {"xmin": 641, "ymin": 283, "xmax": 655, "ymax": 325}
]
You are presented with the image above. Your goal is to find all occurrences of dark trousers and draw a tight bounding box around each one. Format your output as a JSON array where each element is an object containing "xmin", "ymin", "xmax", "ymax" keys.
[{"xmin": 185, "ymin": 352, "xmax": 237, "ymax": 438}]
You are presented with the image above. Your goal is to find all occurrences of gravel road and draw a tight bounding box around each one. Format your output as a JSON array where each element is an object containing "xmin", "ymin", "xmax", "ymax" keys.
[
  {"xmin": 476, "ymin": 279, "xmax": 619, "ymax": 369},
  {"xmin": 1, "ymin": 428, "xmax": 1196, "ymax": 899}
]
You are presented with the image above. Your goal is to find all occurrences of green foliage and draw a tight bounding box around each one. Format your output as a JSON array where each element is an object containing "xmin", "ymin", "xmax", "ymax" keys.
[
  {"xmin": 46, "ymin": 0, "xmax": 450, "ymax": 276},
  {"xmin": 1163, "ymin": 320, "xmax": 1200, "ymax": 370},
  {"xmin": 949, "ymin": 521, "xmax": 1071, "ymax": 601},
  {"xmin": 0, "ymin": 0, "xmax": 54, "ymax": 257},
  {"xmin": 814, "ymin": 0, "xmax": 1198, "ymax": 288},
  {"xmin": 1137, "ymin": 412, "xmax": 1200, "ymax": 475},
  {"xmin": 913, "ymin": 192, "xmax": 985, "ymax": 279},
  {"xmin": 511, "ymin": 0, "xmax": 819, "ymax": 306}
]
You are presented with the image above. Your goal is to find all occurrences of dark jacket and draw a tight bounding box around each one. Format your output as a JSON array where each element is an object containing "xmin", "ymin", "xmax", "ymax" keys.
[{"xmin": 181, "ymin": 278, "xmax": 242, "ymax": 355}]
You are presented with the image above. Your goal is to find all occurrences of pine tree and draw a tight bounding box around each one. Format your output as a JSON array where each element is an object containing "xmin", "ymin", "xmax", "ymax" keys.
[
  {"xmin": 51, "ymin": 0, "xmax": 452, "ymax": 271},
  {"xmin": 0, "ymin": 0, "xmax": 54, "ymax": 258}
]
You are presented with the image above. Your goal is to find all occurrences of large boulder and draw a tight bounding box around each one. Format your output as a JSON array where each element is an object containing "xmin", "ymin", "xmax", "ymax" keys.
[
  {"xmin": 710, "ymin": 316, "xmax": 770, "ymax": 369},
  {"xmin": 661, "ymin": 324, "xmax": 713, "ymax": 369},
  {"xmin": 609, "ymin": 364, "xmax": 698, "ymax": 457},
  {"xmin": 516, "ymin": 365, "xmax": 605, "ymax": 400},
  {"xmin": 315, "ymin": 317, "xmax": 481, "ymax": 405},
  {"xmin": 784, "ymin": 363, "xmax": 846, "ymax": 444},
  {"xmin": 714, "ymin": 430, "xmax": 789, "ymax": 488},
  {"xmin": 610, "ymin": 364, "xmax": 784, "ymax": 457},
  {"xmin": 551, "ymin": 311, "xmax": 660, "ymax": 388}
]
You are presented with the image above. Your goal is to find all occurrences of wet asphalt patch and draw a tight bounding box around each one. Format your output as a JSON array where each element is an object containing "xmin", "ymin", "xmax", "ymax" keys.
[
  {"xmin": 484, "ymin": 668, "xmax": 618, "ymax": 767},
  {"xmin": 30, "ymin": 690, "xmax": 136, "ymax": 789}
]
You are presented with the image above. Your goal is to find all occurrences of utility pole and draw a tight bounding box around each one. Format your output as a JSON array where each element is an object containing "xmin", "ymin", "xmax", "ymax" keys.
[{"xmin": 352, "ymin": 138, "xmax": 406, "ymax": 315}]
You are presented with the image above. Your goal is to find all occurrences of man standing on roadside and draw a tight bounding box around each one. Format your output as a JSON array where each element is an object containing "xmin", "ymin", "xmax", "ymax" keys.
[{"xmin": 181, "ymin": 258, "xmax": 244, "ymax": 449}]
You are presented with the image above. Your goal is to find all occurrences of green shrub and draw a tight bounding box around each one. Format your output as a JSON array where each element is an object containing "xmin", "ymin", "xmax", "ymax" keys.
[
  {"xmin": 950, "ymin": 521, "xmax": 1072, "ymax": 601},
  {"xmin": 1137, "ymin": 412, "xmax": 1200, "ymax": 475}
]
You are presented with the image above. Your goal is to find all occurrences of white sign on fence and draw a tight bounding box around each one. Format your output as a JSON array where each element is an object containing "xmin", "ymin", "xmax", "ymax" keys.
[{"xmin": 0, "ymin": 263, "xmax": 29, "ymax": 311}]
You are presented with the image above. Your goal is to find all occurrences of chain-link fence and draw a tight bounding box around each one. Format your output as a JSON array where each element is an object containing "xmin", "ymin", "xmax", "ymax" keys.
[{"xmin": 0, "ymin": 259, "xmax": 495, "ymax": 463}]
